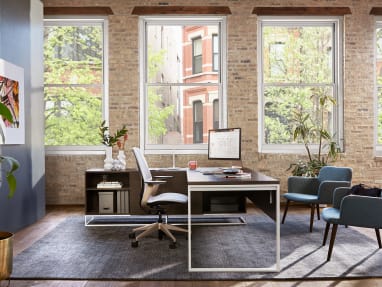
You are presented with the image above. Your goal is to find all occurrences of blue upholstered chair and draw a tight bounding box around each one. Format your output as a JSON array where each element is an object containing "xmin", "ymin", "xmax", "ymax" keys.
[
  {"xmin": 282, "ymin": 166, "xmax": 352, "ymax": 232},
  {"xmin": 322, "ymin": 187, "xmax": 382, "ymax": 261}
]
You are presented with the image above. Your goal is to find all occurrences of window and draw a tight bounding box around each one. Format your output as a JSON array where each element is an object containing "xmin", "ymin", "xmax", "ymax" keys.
[
  {"xmin": 376, "ymin": 21, "xmax": 382, "ymax": 155},
  {"xmin": 193, "ymin": 101, "xmax": 203, "ymax": 143},
  {"xmin": 44, "ymin": 17, "xmax": 108, "ymax": 153},
  {"xmin": 140, "ymin": 16, "xmax": 227, "ymax": 153},
  {"xmin": 192, "ymin": 37, "xmax": 202, "ymax": 74},
  {"xmin": 212, "ymin": 34, "xmax": 219, "ymax": 71},
  {"xmin": 258, "ymin": 17, "xmax": 343, "ymax": 153},
  {"xmin": 213, "ymin": 99, "xmax": 219, "ymax": 129}
]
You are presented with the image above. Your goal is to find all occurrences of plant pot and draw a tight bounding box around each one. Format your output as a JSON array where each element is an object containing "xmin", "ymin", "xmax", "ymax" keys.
[{"xmin": 0, "ymin": 231, "xmax": 13, "ymax": 280}]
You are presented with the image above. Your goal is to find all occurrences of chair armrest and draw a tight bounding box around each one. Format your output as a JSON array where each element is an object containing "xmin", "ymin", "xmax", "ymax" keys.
[
  {"xmin": 340, "ymin": 195, "xmax": 382, "ymax": 228},
  {"xmin": 287, "ymin": 176, "xmax": 319, "ymax": 195},
  {"xmin": 317, "ymin": 181, "xmax": 351, "ymax": 204},
  {"xmin": 145, "ymin": 180, "xmax": 167, "ymax": 185},
  {"xmin": 332, "ymin": 187, "xmax": 351, "ymax": 209},
  {"xmin": 153, "ymin": 175, "xmax": 173, "ymax": 179}
]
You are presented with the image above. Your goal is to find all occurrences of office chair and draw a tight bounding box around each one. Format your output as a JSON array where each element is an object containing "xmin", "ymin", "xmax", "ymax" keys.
[
  {"xmin": 322, "ymin": 187, "xmax": 382, "ymax": 261},
  {"xmin": 282, "ymin": 166, "xmax": 352, "ymax": 232},
  {"xmin": 129, "ymin": 147, "xmax": 188, "ymax": 248}
]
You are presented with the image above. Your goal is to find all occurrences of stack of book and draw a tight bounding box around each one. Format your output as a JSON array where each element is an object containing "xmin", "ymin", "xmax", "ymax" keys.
[{"xmin": 97, "ymin": 181, "xmax": 122, "ymax": 189}]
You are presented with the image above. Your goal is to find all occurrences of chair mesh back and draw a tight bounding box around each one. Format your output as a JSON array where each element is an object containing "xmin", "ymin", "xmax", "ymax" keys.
[{"xmin": 132, "ymin": 147, "xmax": 152, "ymax": 182}]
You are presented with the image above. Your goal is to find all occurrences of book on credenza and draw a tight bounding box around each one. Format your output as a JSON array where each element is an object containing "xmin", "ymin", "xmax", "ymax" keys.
[{"xmin": 97, "ymin": 181, "xmax": 122, "ymax": 189}]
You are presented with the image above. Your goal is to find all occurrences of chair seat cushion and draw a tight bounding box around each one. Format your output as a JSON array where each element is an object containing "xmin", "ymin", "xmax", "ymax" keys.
[
  {"xmin": 283, "ymin": 193, "xmax": 319, "ymax": 203},
  {"xmin": 322, "ymin": 207, "xmax": 341, "ymax": 224},
  {"xmin": 148, "ymin": 192, "xmax": 188, "ymax": 205}
]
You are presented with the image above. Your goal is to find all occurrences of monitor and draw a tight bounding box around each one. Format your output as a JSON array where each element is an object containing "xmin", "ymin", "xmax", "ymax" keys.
[{"xmin": 208, "ymin": 128, "xmax": 241, "ymax": 160}]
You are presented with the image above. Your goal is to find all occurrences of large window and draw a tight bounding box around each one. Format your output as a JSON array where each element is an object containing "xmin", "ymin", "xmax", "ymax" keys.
[
  {"xmin": 258, "ymin": 17, "xmax": 343, "ymax": 153},
  {"xmin": 44, "ymin": 17, "xmax": 108, "ymax": 153},
  {"xmin": 140, "ymin": 16, "xmax": 227, "ymax": 153},
  {"xmin": 376, "ymin": 21, "xmax": 382, "ymax": 155}
]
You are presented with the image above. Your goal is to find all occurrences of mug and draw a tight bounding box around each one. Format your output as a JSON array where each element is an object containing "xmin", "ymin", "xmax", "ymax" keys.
[{"xmin": 188, "ymin": 160, "xmax": 197, "ymax": 170}]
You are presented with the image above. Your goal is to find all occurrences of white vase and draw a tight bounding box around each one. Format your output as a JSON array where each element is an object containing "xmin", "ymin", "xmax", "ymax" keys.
[
  {"xmin": 104, "ymin": 146, "xmax": 113, "ymax": 170},
  {"xmin": 117, "ymin": 150, "xmax": 126, "ymax": 170}
]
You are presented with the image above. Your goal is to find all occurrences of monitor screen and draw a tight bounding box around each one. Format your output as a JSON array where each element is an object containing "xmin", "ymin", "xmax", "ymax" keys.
[{"xmin": 208, "ymin": 128, "xmax": 241, "ymax": 160}]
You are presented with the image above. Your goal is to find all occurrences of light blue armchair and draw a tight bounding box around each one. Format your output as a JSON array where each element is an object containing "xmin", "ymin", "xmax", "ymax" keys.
[
  {"xmin": 322, "ymin": 187, "xmax": 382, "ymax": 261},
  {"xmin": 282, "ymin": 166, "xmax": 352, "ymax": 232}
]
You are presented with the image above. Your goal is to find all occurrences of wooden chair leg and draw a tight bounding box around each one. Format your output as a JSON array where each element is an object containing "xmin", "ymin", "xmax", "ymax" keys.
[
  {"xmin": 316, "ymin": 204, "xmax": 320, "ymax": 220},
  {"xmin": 375, "ymin": 228, "xmax": 382, "ymax": 248},
  {"xmin": 282, "ymin": 200, "xmax": 290, "ymax": 224},
  {"xmin": 309, "ymin": 204, "xmax": 315, "ymax": 232},
  {"xmin": 327, "ymin": 224, "xmax": 338, "ymax": 261},
  {"xmin": 323, "ymin": 222, "xmax": 330, "ymax": 246}
]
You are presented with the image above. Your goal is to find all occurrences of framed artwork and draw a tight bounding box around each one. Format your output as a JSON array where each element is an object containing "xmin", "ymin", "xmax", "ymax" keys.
[{"xmin": 0, "ymin": 59, "xmax": 24, "ymax": 144}]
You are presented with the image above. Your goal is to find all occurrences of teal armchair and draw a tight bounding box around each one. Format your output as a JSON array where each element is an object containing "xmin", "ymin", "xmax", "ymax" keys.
[
  {"xmin": 282, "ymin": 166, "xmax": 352, "ymax": 232},
  {"xmin": 322, "ymin": 187, "xmax": 382, "ymax": 261}
]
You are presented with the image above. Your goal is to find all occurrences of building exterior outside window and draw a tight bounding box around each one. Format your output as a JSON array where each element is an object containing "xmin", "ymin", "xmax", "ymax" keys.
[{"xmin": 140, "ymin": 16, "xmax": 227, "ymax": 153}]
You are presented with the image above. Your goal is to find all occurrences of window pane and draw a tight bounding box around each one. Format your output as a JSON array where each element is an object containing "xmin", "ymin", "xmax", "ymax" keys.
[
  {"xmin": 264, "ymin": 86, "xmax": 334, "ymax": 144},
  {"xmin": 44, "ymin": 25, "xmax": 103, "ymax": 85},
  {"xmin": 193, "ymin": 101, "xmax": 203, "ymax": 143},
  {"xmin": 263, "ymin": 25, "xmax": 333, "ymax": 84},
  {"xmin": 147, "ymin": 85, "xmax": 218, "ymax": 145},
  {"xmin": 378, "ymin": 87, "xmax": 382, "ymax": 144},
  {"xmin": 44, "ymin": 86, "xmax": 102, "ymax": 145},
  {"xmin": 212, "ymin": 34, "xmax": 219, "ymax": 71},
  {"xmin": 146, "ymin": 25, "xmax": 219, "ymax": 83},
  {"xmin": 377, "ymin": 28, "xmax": 382, "ymax": 85}
]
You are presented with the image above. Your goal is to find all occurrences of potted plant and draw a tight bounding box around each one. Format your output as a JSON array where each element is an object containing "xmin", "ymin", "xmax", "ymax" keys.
[
  {"xmin": 98, "ymin": 121, "xmax": 128, "ymax": 170},
  {"xmin": 0, "ymin": 102, "xmax": 20, "ymax": 283},
  {"xmin": 288, "ymin": 92, "xmax": 339, "ymax": 177}
]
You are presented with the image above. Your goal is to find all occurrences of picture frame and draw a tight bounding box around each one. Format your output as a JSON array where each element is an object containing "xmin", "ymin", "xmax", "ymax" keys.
[{"xmin": 0, "ymin": 58, "xmax": 25, "ymax": 144}]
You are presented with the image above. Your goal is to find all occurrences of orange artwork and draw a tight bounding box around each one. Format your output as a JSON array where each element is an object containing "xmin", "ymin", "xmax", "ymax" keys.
[{"xmin": 0, "ymin": 75, "xmax": 20, "ymax": 128}]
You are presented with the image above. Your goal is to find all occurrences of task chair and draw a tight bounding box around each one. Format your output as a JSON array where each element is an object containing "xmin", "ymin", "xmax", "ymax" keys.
[
  {"xmin": 322, "ymin": 187, "xmax": 382, "ymax": 261},
  {"xmin": 129, "ymin": 147, "xmax": 188, "ymax": 248},
  {"xmin": 282, "ymin": 166, "xmax": 352, "ymax": 232}
]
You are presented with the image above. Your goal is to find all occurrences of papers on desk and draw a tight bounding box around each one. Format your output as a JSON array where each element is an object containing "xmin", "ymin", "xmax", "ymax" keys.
[
  {"xmin": 220, "ymin": 172, "xmax": 251, "ymax": 178},
  {"xmin": 197, "ymin": 167, "xmax": 251, "ymax": 178},
  {"xmin": 97, "ymin": 181, "xmax": 122, "ymax": 189}
]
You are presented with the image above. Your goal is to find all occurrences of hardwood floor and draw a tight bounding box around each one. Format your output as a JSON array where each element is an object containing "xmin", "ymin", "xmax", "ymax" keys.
[{"xmin": 5, "ymin": 205, "xmax": 382, "ymax": 287}]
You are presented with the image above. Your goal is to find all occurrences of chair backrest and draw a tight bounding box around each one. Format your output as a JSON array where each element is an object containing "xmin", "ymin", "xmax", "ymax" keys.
[
  {"xmin": 132, "ymin": 147, "xmax": 152, "ymax": 182},
  {"xmin": 317, "ymin": 166, "xmax": 352, "ymax": 183},
  {"xmin": 132, "ymin": 147, "xmax": 156, "ymax": 209}
]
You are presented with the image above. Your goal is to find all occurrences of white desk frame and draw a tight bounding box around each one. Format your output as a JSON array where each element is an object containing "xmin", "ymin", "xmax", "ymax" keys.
[{"xmin": 187, "ymin": 183, "xmax": 280, "ymax": 272}]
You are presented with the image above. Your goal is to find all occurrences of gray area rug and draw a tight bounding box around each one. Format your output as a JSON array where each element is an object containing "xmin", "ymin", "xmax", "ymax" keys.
[{"xmin": 11, "ymin": 214, "xmax": 382, "ymax": 280}]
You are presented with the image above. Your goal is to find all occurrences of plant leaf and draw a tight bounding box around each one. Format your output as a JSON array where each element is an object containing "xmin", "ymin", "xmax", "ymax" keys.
[{"xmin": 0, "ymin": 102, "xmax": 13, "ymax": 123}]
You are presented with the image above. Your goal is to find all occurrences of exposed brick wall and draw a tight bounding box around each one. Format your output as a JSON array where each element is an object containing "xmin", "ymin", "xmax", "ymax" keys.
[{"xmin": 43, "ymin": 0, "xmax": 382, "ymax": 204}]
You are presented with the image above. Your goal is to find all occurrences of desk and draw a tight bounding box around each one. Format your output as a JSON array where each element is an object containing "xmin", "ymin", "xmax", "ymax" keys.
[{"xmin": 187, "ymin": 169, "xmax": 280, "ymax": 272}]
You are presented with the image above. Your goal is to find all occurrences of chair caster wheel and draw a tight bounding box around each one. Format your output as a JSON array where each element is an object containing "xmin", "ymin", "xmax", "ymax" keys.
[
  {"xmin": 169, "ymin": 242, "xmax": 177, "ymax": 249},
  {"xmin": 158, "ymin": 230, "xmax": 164, "ymax": 240},
  {"xmin": 131, "ymin": 241, "xmax": 139, "ymax": 248},
  {"xmin": 129, "ymin": 232, "xmax": 136, "ymax": 239}
]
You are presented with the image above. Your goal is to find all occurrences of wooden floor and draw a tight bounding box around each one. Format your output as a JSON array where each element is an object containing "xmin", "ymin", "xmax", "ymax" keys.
[{"xmin": 4, "ymin": 205, "xmax": 382, "ymax": 287}]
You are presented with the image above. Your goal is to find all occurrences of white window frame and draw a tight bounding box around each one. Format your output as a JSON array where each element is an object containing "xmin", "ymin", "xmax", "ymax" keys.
[
  {"xmin": 258, "ymin": 16, "xmax": 344, "ymax": 154},
  {"xmin": 375, "ymin": 19, "xmax": 382, "ymax": 157},
  {"xmin": 139, "ymin": 16, "xmax": 227, "ymax": 155},
  {"xmin": 44, "ymin": 16, "xmax": 109, "ymax": 155}
]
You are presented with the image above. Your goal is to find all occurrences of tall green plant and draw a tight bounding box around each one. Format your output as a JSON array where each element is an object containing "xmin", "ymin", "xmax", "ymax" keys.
[
  {"xmin": 0, "ymin": 102, "xmax": 19, "ymax": 198},
  {"xmin": 288, "ymin": 93, "xmax": 339, "ymax": 177}
]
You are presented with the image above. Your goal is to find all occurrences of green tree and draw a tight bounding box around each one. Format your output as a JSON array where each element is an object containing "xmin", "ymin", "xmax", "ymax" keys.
[
  {"xmin": 263, "ymin": 25, "xmax": 334, "ymax": 145},
  {"xmin": 147, "ymin": 46, "xmax": 174, "ymax": 143},
  {"xmin": 44, "ymin": 24, "xmax": 103, "ymax": 145}
]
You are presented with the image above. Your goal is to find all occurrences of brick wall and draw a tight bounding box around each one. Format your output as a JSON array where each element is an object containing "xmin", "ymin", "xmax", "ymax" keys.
[{"xmin": 43, "ymin": 0, "xmax": 382, "ymax": 204}]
